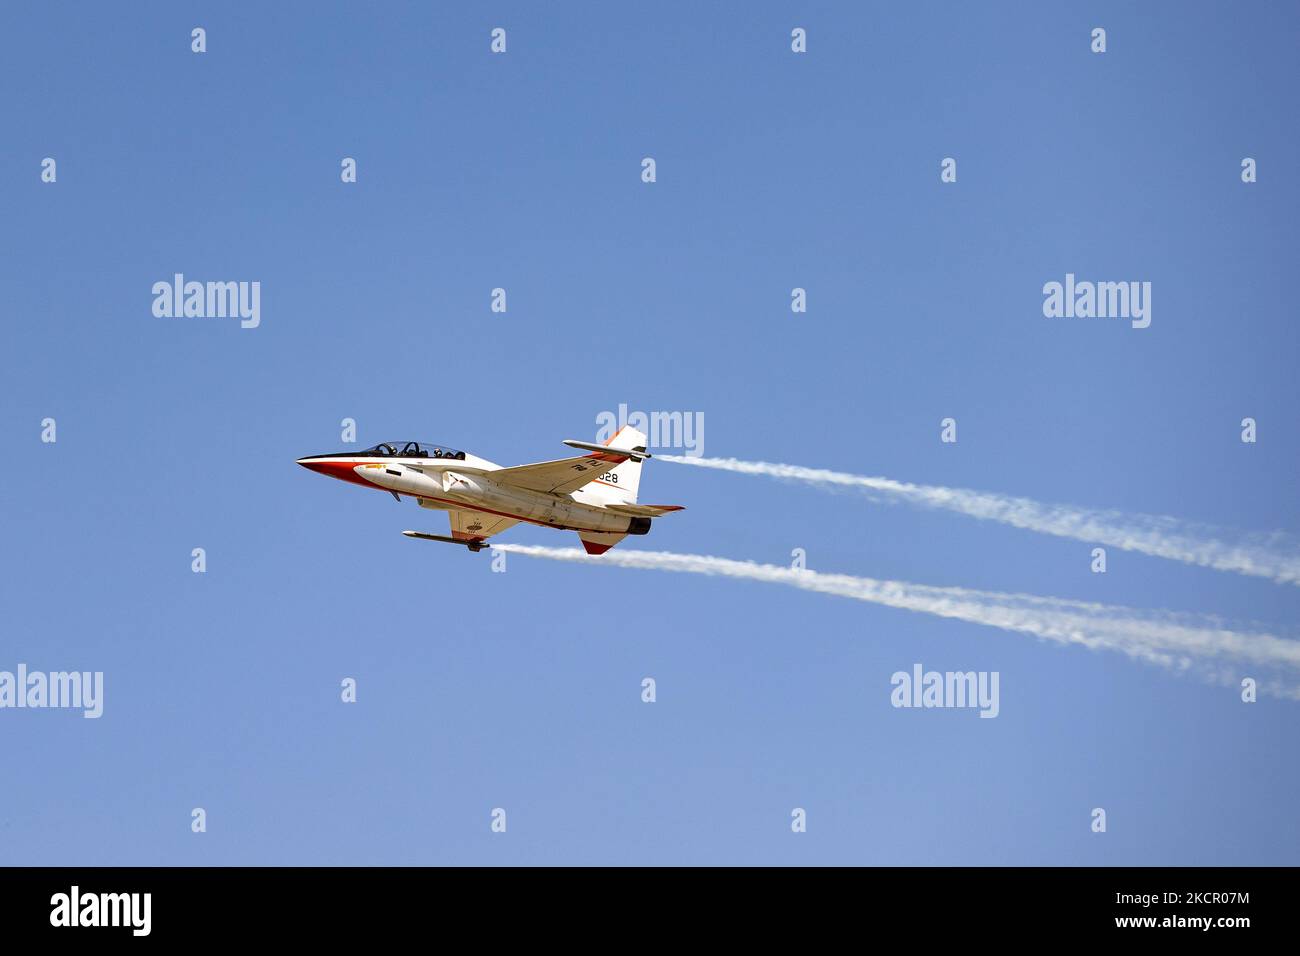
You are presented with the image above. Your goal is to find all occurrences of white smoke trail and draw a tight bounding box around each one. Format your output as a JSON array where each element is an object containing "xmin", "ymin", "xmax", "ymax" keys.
[
  {"xmin": 494, "ymin": 543, "xmax": 1300, "ymax": 697},
  {"xmin": 657, "ymin": 455, "xmax": 1300, "ymax": 587}
]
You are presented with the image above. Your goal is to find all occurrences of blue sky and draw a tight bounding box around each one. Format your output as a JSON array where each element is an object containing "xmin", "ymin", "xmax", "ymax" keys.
[{"xmin": 2, "ymin": 1, "xmax": 1298, "ymax": 864}]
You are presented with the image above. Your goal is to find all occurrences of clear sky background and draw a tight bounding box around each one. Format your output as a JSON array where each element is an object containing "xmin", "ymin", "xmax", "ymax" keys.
[{"xmin": 2, "ymin": 2, "xmax": 1298, "ymax": 865}]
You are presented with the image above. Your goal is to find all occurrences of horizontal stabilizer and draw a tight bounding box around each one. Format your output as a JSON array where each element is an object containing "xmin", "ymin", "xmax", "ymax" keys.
[
  {"xmin": 603, "ymin": 503, "xmax": 685, "ymax": 518},
  {"xmin": 578, "ymin": 530, "xmax": 627, "ymax": 555}
]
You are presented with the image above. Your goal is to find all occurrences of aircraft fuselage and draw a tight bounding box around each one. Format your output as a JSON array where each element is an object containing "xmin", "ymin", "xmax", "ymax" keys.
[{"xmin": 297, "ymin": 453, "xmax": 648, "ymax": 536}]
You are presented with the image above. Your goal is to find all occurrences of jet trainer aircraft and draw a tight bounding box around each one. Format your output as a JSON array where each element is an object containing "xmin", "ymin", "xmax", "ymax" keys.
[{"xmin": 297, "ymin": 426, "xmax": 683, "ymax": 554}]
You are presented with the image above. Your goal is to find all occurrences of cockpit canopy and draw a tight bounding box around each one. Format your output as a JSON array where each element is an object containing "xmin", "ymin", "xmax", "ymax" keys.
[{"xmin": 362, "ymin": 441, "xmax": 465, "ymax": 460}]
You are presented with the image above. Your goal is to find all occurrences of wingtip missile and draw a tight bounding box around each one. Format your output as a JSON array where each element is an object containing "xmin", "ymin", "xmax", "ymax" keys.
[
  {"xmin": 402, "ymin": 530, "xmax": 488, "ymax": 552},
  {"xmin": 562, "ymin": 439, "xmax": 652, "ymax": 461}
]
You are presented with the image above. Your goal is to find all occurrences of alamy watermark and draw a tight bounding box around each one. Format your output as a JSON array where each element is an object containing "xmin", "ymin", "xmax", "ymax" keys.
[
  {"xmin": 1042, "ymin": 273, "xmax": 1150, "ymax": 329},
  {"xmin": 152, "ymin": 274, "xmax": 260, "ymax": 329},
  {"xmin": 50, "ymin": 886, "xmax": 150, "ymax": 936},
  {"xmin": 890, "ymin": 663, "xmax": 999, "ymax": 718},
  {"xmin": 0, "ymin": 664, "xmax": 103, "ymax": 718},
  {"xmin": 596, "ymin": 403, "xmax": 704, "ymax": 457}
]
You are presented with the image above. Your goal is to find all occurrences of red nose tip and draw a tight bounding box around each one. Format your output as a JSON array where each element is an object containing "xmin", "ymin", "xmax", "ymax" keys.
[
  {"xmin": 296, "ymin": 458, "xmax": 331, "ymax": 475},
  {"xmin": 296, "ymin": 458, "xmax": 377, "ymax": 490}
]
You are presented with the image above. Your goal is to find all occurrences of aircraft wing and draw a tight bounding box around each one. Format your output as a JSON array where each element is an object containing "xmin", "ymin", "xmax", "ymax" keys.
[
  {"xmin": 448, "ymin": 509, "xmax": 519, "ymax": 542},
  {"xmin": 490, "ymin": 451, "xmax": 630, "ymax": 496}
]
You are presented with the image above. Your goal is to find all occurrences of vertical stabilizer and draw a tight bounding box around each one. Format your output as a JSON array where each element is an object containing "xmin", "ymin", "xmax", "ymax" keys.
[{"xmin": 574, "ymin": 425, "xmax": 646, "ymax": 506}]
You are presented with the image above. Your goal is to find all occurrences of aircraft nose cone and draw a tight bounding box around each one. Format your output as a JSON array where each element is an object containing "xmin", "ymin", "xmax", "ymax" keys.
[{"xmin": 296, "ymin": 456, "xmax": 372, "ymax": 488}]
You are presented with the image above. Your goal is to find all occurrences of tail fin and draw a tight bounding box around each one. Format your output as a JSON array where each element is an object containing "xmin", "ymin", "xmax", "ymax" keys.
[{"xmin": 576, "ymin": 425, "xmax": 646, "ymax": 506}]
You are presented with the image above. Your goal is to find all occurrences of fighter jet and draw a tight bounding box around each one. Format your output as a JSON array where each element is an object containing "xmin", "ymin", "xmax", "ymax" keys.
[{"xmin": 296, "ymin": 426, "xmax": 683, "ymax": 554}]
